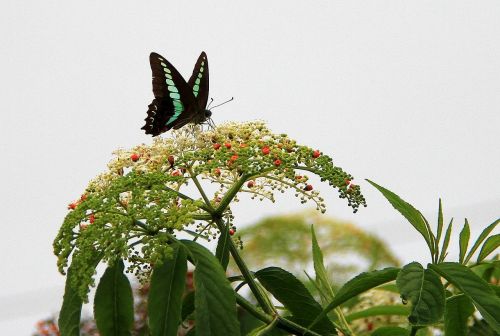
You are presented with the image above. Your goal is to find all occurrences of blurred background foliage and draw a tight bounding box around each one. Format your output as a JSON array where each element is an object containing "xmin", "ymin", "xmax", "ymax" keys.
[{"xmin": 232, "ymin": 210, "xmax": 400, "ymax": 284}]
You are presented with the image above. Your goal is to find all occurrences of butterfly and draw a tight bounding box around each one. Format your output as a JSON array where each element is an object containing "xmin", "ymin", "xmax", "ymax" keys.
[{"xmin": 142, "ymin": 52, "xmax": 211, "ymax": 136}]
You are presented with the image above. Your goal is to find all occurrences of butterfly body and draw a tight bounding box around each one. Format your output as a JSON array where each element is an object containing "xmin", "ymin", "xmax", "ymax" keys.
[{"xmin": 142, "ymin": 52, "xmax": 210, "ymax": 136}]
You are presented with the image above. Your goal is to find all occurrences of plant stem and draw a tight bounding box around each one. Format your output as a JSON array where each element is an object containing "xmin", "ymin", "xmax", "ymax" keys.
[
  {"xmin": 214, "ymin": 217, "xmax": 274, "ymax": 315},
  {"xmin": 214, "ymin": 174, "xmax": 250, "ymax": 216},
  {"xmin": 188, "ymin": 168, "xmax": 215, "ymax": 212},
  {"xmin": 236, "ymin": 294, "xmax": 323, "ymax": 336}
]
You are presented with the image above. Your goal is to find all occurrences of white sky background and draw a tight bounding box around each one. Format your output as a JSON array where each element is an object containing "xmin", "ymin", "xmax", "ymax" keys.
[{"xmin": 1, "ymin": 1, "xmax": 499, "ymax": 333}]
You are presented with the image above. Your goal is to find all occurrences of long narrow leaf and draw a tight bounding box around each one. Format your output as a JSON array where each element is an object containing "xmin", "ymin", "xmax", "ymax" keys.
[
  {"xmin": 396, "ymin": 262, "xmax": 445, "ymax": 325},
  {"xmin": 309, "ymin": 267, "xmax": 399, "ymax": 330},
  {"xmin": 181, "ymin": 240, "xmax": 240, "ymax": 336},
  {"xmin": 459, "ymin": 219, "xmax": 470, "ymax": 264},
  {"xmin": 215, "ymin": 223, "xmax": 231, "ymax": 270},
  {"xmin": 444, "ymin": 294, "xmax": 475, "ymax": 336},
  {"xmin": 429, "ymin": 262, "xmax": 500, "ymax": 333},
  {"xmin": 366, "ymin": 180, "xmax": 433, "ymax": 256},
  {"xmin": 477, "ymin": 234, "xmax": 500, "ymax": 263},
  {"xmin": 311, "ymin": 225, "xmax": 335, "ymax": 301},
  {"xmin": 148, "ymin": 243, "xmax": 187, "ymax": 336},
  {"xmin": 59, "ymin": 253, "xmax": 102, "ymax": 336},
  {"xmin": 255, "ymin": 267, "xmax": 336, "ymax": 335},
  {"xmin": 94, "ymin": 260, "xmax": 134, "ymax": 336},
  {"xmin": 464, "ymin": 219, "xmax": 499, "ymax": 264},
  {"xmin": 436, "ymin": 199, "xmax": 444, "ymax": 246},
  {"xmin": 345, "ymin": 305, "xmax": 410, "ymax": 322},
  {"xmin": 58, "ymin": 267, "xmax": 83, "ymax": 336},
  {"xmin": 438, "ymin": 219, "xmax": 453, "ymax": 262}
]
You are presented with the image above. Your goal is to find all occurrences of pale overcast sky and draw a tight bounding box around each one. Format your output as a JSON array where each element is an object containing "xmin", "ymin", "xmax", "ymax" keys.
[{"xmin": 1, "ymin": 1, "xmax": 499, "ymax": 333}]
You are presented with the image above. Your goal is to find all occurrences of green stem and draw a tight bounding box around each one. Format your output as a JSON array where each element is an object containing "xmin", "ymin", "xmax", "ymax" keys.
[
  {"xmin": 164, "ymin": 185, "xmax": 212, "ymax": 213},
  {"xmin": 235, "ymin": 293, "xmax": 272, "ymax": 323},
  {"xmin": 335, "ymin": 309, "xmax": 354, "ymax": 336},
  {"xmin": 410, "ymin": 326, "xmax": 419, "ymax": 336},
  {"xmin": 236, "ymin": 294, "xmax": 323, "ymax": 336},
  {"xmin": 213, "ymin": 218, "xmax": 274, "ymax": 314},
  {"xmin": 214, "ymin": 174, "xmax": 250, "ymax": 215},
  {"xmin": 276, "ymin": 316, "xmax": 323, "ymax": 336},
  {"xmin": 188, "ymin": 168, "xmax": 215, "ymax": 212}
]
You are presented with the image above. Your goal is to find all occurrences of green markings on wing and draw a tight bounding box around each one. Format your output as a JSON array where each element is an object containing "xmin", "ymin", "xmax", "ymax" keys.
[
  {"xmin": 159, "ymin": 62, "xmax": 184, "ymax": 125},
  {"xmin": 192, "ymin": 60, "xmax": 205, "ymax": 97}
]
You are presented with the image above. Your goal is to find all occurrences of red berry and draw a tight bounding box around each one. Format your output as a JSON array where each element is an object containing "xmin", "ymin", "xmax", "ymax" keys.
[
  {"xmin": 230, "ymin": 154, "xmax": 239, "ymax": 161},
  {"xmin": 305, "ymin": 184, "xmax": 313, "ymax": 191},
  {"xmin": 213, "ymin": 143, "xmax": 221, "ymax": 150},
  {"xmin": 80, "ymin": 194, "xmax": 87, "ymax": 201},
  {"xmin": 262, "ymin": 146, "xmax": 270, "ymax": 155},
  {"xmin": 130, "ymin": 153, "xmax": 140, "ymax": 162},
  {"xmin": 247, "ymin": 180, "xmax": 255, "ymax": 188},
  {"xmin": 168, "ymin": 155, "xmax": 175, "ymax": 165},
  {"xmin": 239, "ymin": 143, "xmax": 247, "ymax": 148},
  {"xmin": 295, "ymin": 175, "xmax": 303, "ymax": 180},
  {"xmin": 274, "ymin": 159, "xmax": 282, "ymax": 166},
  {"xmin": 171, "ymin": 170, "xmax": 181, "ymax": 176},
  {"xmin": 89, "ymin": 214, "xmax": 95, "ymax": 224},
  {"xmin": 345, "ymin": 179, "xmax": 351, "ymax": 186},
  {"xmin": 229, "ymin": 228, "xmax": 235, "ymax": 236},
  {"xmin": 225, "ymin": 143, "xmax": 232, "ymax": 149},
  {"xmin": 214, "ymin": 168, "xmax": 221, "ymax": 176},
  {"xmin": 312, "ymin": 150, "xmax": 321, "ymax": 158},
  {"xmin": 68, "ymin": 203, "xmax": 77, "ymax": 210}
]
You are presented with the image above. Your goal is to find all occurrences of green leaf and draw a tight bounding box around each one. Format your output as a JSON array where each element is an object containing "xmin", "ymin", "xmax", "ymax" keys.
[
  {"xmin": 58, "ymin": 266, "xmax": 83, "ymax": 336},
  {"xmin": 181, "ymin": 291, "xmax": 195, "ymax": 321},
  {"xmin": 459, "ymin": 219, "xmax": 470, "ymax": 264},
  {"xmin": 429, "ymin": 262, "xmax": 500, "ymax": 333},
  {"xmin": 311, "ymin": 225, "xmax": 334, "ymax": 302},
  {"xmin": 255, "ymin": 267, "xmax": 336, "ymax": 335},
  {"xmin": 59, "ymin": 252, "xmax": 102, "ymax": 336},
  {"xmin": 438, "ymin": 219, "xmax": 453, "ymax": 262},
  {"xmin": 477, "ymin": 234, "xmax": 500, "ymax": 263},
  {"xmin": 444, "ymin": 294, "xmax": 475, "ymax": 336},
  {"xmin": 371, "ymin": 326, "xmax": 410, "ymax": 336},
  {"xmin": 469, "ymin": 319, "xmax": 499, "ymax": 336},
  {"xmin": 94, "ymin": 259, "xmax": 134, "ymax": 336},
  {"xmin": 465, "ymin": 219, "xmax": 499, "ymax": 264},
  {"xmin": 310, "ymin": 267, "xmax": 399, "ymax": 330},
  {"xmin": 148, "ymin": 243, "xmax": 187, "ymax": 336},
  {"xmin": 396, "ymin": 262, "xmax": 445, "ymax": 325},
  {"xmin": 215, "ymin": 223, "xmax": 231, "ymax": 270},
  {"xmin": 181, "ymin": 240, "xmax": 240, "ymax": 336},
  {"xmin": 376, "ymin": 283, "xmax": 400, "ymax": 294},
  {"xmin": 436, "ymin": 199, "xmax": 444, "ymax": 246},
  {"xmin": 345, "ymin": 305, "xmax": 410, "ymax": 322},
  {"xmin": 246, "ymin": 318, "xmax": 280, "ymax": 336},
  {"xmin": 366, "ymin": 180, "xmax": 433, "ymax": 257}
]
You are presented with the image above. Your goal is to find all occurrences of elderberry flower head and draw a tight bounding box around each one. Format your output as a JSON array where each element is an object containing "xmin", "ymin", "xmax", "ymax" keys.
[{"xmin": 53, "ymin": 121, "xmax": 366, "ymax": 299}]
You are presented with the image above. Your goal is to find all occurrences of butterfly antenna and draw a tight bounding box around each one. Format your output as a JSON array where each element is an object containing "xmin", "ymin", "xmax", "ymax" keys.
[
  {"xmin": 210, "ymin": 97, "xmax": 234, "ymax": 110},
  {"xmin": 206, "ymin": 97, "xmax": 215, "ymax": 109}
]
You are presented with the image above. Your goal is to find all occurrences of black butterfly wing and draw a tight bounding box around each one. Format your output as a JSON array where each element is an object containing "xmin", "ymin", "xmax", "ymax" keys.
[
  {"xmin": 142, "ymin": 52, "xmax": 198, "ymax": 136},
  {"xmin": 187, "ymin": 51, "xmax": 209, "ymax": 110},
  {"xmin": 167, "ymin": 51, "xmax": 209, "ymax": 130}
]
